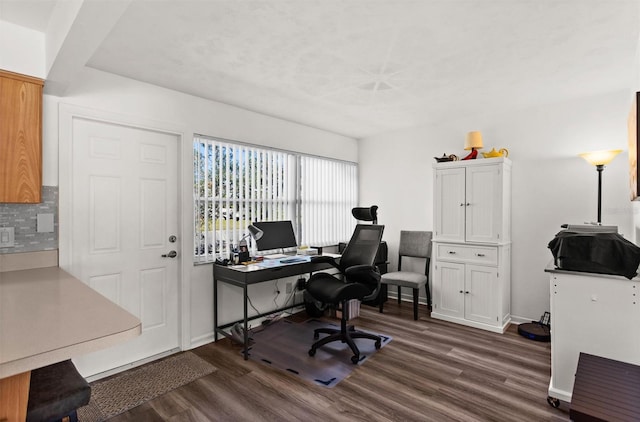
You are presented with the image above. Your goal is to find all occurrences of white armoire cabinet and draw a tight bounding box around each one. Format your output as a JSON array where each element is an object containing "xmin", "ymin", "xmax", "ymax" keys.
[{"xmin": 431, "ymin": 158, "xmax": 511, "ymax": 333}]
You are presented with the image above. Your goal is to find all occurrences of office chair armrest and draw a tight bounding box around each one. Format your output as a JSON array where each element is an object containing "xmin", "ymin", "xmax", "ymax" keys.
[
  {"xmin": 344, "ymin": 265, "xmax": 381, "ymax": 284},
  {"xmin": 310, "ymin": 255, "xmax": 341, "ymax": 270}
]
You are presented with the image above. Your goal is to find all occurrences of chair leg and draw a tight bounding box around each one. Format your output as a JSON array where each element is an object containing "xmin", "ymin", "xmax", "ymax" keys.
[
  {"xmin": 313, "ymin": 327, "xmax": 338, "ymax": 339},
  {"xmin": 397, "ymin": 286, "xmax": 402, "ymax": 304},
  {"xmin": 413, "ymin": 288, "xmax": 419, "ymax": 320},
  {"xmin": 379, "ymin": 285, "xmax": 385, "ymax": 313},
  {"xmin": 425, "ymin": 281, "xmax": 431, "ymax": 308},
  {"xmin": 309, "ymin": 300, "xmax": 381, "ymax": 364}
]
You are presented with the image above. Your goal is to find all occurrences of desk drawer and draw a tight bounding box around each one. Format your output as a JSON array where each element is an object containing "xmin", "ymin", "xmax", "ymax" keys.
[
  {"xmin": 214, "ymin": 261, "xmax": 334, "ymax": 285},
  {"xmin": 436, "ymin": 244, "xmax": 498, "ymax": 265}
]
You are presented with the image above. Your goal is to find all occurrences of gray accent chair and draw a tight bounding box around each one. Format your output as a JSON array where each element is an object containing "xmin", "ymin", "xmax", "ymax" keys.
[{"xmin": 379, "ymin": 231, "xmax": 432, "ymax": 320}]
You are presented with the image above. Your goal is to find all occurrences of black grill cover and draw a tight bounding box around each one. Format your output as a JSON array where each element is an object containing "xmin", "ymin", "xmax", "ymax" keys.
[{"xmin": 548, "ymin": 231, "xmax": 640, "ymax": 279}]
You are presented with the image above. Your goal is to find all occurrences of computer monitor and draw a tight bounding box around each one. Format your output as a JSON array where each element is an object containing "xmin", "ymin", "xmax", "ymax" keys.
[{"xmin": 252, "ymin": 220, "xmax": 298, "ymax": 251}]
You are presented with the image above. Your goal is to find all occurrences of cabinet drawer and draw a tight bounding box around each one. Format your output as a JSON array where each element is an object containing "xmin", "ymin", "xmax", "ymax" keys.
[
  {"xmin": 465, "ymin": 246, "xmax": 498, "ymax": 265},
  {"xmin": 436, "ymin": 244, "xmax": 498, "ymax": 265},
  {"xmin": 436, "ymin": 244, "xmax": 468, "ymax": 261}
]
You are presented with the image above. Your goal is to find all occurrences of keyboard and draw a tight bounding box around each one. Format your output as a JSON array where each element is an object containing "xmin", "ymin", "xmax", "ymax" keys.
[{"xmin": 280, "ymin": 257, "xmax": 306, "ymax": 264}]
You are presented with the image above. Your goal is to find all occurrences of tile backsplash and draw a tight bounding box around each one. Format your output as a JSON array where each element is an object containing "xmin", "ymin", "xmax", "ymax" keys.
[{"xmin": 0, "ymin": 186, "xmax": 58, "ymax": 254}]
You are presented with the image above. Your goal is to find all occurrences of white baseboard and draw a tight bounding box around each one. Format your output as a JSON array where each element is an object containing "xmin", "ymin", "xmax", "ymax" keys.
[
  {"xmin": 83, "ymin": 348, "xmax": 180, "ymax": 383},
  {"xmin": 510, "ymin": 315, "xmax": 539, "ymax": 325}
]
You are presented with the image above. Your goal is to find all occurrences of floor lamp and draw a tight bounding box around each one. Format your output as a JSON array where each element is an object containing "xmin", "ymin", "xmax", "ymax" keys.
[{"xmin": 578, "ymin": 149, "xmax": 622, "ymax": 224}]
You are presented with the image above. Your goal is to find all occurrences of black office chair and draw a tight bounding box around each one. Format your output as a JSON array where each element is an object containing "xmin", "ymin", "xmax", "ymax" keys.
[
  {"xmin": 306, "ymin": 224, "xmax": 385, "ymax": 364},
  {"xmin": 351, "ymin": 205, "xmax": 378, "ymax": 224}
]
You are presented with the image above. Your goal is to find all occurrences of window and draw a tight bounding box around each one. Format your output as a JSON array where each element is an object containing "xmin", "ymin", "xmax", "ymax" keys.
[{"xmin": 194, "ymin": 135, "xmax": 357, "ymax": 262}]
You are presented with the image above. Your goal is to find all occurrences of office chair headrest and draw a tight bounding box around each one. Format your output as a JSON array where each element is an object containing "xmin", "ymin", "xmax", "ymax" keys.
[{"xmin": 351, "ymin": 206, "xmax": 378, "ymax": 224}]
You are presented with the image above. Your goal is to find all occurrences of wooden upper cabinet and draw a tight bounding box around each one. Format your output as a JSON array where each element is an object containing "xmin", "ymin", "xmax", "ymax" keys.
[{"xmin": 0, "ymin": 69, "xmax": 44, "ymax": 203}]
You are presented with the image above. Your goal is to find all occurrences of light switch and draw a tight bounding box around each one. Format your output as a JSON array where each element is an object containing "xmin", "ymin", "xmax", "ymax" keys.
[
  {"xmin": 37, "ymin": 213, "xmax": 54, "ymax": 233},
  {"xmin": 0, "ymin": 227, "xmax": 15, "ymax": 247}
]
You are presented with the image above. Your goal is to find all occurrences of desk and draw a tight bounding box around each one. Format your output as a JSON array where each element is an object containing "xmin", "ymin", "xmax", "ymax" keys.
[
  {"xmin": 0, "ymin": 267, "xmax": 141, "ymax": 421},
  {"xmin": 214, "ymin": 256, "xmax": 333, "ymax": 359},
  {"xmin": 570, "ymin": 353, "xmax": 640, "ymax": 421}
]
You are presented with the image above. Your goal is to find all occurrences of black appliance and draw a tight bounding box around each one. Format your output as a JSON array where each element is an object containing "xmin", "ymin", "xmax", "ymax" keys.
[{"xmin": 548, "ymin": 224, "xmax": 640, "ymax": 279}]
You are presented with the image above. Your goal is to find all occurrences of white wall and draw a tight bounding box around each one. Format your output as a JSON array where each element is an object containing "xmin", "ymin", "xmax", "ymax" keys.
[
  {"xmin": 359, "ymin": 90, "xmax": 634, "ymax": 322},
  {"xmin": 0, "ymin": 21, "xmax": 45, "ymax": 77},
  {"xmin": 42, "ymin": 67, "xmax": 357, "ymax": 348}
]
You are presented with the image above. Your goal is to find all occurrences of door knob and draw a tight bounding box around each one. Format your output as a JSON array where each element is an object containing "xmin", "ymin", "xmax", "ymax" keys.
[{"xmin": 161, "ymin": 250, "xmax": 177, "ymax": 258}]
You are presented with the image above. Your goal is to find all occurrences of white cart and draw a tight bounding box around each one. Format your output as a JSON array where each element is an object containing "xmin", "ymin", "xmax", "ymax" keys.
[{"xmin": 546, "ymin": 266, "xmax": 640, "ymax": 407}]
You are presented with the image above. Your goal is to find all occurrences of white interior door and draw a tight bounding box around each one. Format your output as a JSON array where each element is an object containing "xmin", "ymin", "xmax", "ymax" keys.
[{"xmin": 68, "ymin": 117, "xmax": 180, "ymax": 377}]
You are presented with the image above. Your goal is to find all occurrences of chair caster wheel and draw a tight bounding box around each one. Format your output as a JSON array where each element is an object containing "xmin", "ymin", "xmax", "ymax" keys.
[
  {"xmin": 308, "ymin": 348, "xmax": 316, "ymax": 357},
  {"xmin": 351, "ymin": 355, "xmax": 360, "ymax": 364},
  {"xmin": 375, "ymin": 340, "xmax": 381, "ymax": 349},
  {"xmin": 547, "ymin": 396, "xmax": 560, "ymax": 408}
]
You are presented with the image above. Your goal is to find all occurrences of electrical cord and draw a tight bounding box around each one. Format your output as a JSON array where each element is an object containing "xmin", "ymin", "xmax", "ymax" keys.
[
  {"xmin": 273, "ymin": 280, "xmax": 280, "ymax": 308},
  {"xmin": 246, "ymin": 295, "xmax": 261, "ymax": 317}
]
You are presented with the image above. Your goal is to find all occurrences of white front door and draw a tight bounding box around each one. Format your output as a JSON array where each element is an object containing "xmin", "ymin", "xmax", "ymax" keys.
[{"xmin": 67, "ymin": 117, "xmax": 180, "ymax": 377}]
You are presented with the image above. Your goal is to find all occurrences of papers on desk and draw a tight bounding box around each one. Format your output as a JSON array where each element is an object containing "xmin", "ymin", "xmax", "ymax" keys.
[
  {"xmin": 322, "ymin": 253, "xmax": 341, "ymax": 259},
  {"xmin": 263, "ymin": 253, "xmax": 287, "ymax": 259},
  {"xmin": 255, "ymin": 259, "xmax": 293, "ymax": 268}
]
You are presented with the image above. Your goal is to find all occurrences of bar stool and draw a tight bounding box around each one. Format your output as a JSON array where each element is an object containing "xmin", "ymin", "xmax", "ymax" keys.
[{"xmin": 27, "ymin": 360, "xmax": 91, "ymax": 422}]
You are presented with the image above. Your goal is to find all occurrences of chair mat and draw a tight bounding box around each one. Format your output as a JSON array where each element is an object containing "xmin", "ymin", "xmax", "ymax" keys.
[{"xmin": 246, "ymin": 318, "xmax": 392, "ymax": 388}]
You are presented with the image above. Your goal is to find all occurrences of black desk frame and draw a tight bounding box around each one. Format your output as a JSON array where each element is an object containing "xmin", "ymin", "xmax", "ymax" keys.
[{"xmin": 214, "ymin": 259, "xmax": 332, "ymax": 359}]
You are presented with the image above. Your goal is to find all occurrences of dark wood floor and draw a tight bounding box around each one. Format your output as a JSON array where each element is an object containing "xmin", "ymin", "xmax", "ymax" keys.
[{"xmin": 110, "ymin": 303, "xmax": 570, "ymax": 421}]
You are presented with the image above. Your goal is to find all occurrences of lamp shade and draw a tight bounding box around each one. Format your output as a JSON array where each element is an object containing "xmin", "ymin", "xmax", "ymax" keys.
[
  {"xmin": 247, "ymin": 224, "xmax": 264, "ymax": 240},
  {"xmin": 464, "ymin": 131, "xmax": 484, "ymax": 150},
  {"xmin": 579, "ymin": 149, "xmax": 622, "ymax": 166}
]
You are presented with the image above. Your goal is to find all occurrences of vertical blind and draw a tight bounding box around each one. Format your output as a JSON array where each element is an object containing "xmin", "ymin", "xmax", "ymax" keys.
[
  {"xmin": 298, "ymin": 155, "xmax": 358, "ymax": 247},
  {"xmin": 194, "ymin": 136, "xmax": 358, "ymax": 263}
]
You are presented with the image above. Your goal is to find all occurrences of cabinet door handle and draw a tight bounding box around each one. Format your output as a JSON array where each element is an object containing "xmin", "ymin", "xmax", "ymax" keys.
[
  {"xmin": 466, "ymin": 202, "xmax": 470, "ymax": 206},
  {"xmin": 459, "ymin": 203, "xmax": 464, "ymax": 206},
  {"xmin": 476, "ymin": 253, "xmax": 485, "ymax": 257},
  {"xmin": 465, "ymin": 291, "xmax": 470, "ymax": 294},
  {"xmin": 459, "ymin": 290, "xmax": 464, "ymax": 294},
  {"xmin": 448, "ymin": 251, "xmax": 456, "ymax": 254}
]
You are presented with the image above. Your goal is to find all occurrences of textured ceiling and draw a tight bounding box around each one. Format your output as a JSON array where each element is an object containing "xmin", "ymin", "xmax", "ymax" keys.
[{"xmin": 1, "ymin": 0, "xmax": 639, "ymax": 139}]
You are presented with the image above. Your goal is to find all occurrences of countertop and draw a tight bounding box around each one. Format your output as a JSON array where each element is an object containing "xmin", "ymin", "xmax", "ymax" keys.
[{"xmin": 0, "ymin": 267, "xmax": 141, "ymax": 378}]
